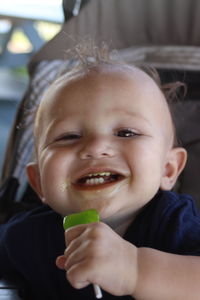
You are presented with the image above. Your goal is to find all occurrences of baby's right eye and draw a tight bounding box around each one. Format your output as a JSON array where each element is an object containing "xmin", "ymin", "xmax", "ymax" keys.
[{"xmin": 55, "ymin": 133, "xmax": 81, "ymax": 141}]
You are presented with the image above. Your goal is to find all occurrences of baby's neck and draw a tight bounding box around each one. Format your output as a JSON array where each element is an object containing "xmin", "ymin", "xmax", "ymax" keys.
[
  {"xmin": 114, "ymin": 219, "xmax": 133, "ymax": 236},
  {"xmin": 104, "ymin": 213, "xmax": 136, "ymax": 237}
]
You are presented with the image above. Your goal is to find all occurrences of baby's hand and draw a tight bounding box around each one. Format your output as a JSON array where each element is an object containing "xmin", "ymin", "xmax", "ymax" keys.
[{"xmin": 56, "ymin": 222, "xmax": 138, "ymax": 296}]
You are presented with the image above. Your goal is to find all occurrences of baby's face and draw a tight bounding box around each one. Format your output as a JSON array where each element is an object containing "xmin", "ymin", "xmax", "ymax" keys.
[{"xmin": 30, "ymin": 66, "xmax": 178, "ymax": 226}]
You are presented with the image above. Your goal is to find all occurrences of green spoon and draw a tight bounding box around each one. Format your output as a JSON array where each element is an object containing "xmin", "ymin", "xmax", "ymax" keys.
[{"xmin": 63, "ymin": 209, "xmax": 102, "ymax": 298}]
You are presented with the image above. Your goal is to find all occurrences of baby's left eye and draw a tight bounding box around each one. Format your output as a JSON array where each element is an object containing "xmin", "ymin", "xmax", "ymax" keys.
[{"xmin": 116, "ymin": 129, "xmax": 139, "ymax": 137}]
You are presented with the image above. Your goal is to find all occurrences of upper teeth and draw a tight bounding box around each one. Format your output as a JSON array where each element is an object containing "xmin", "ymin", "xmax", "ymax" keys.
[
  {"xmin": 85, "ymin": 172, "xmax": 112, "ymax": 185},
  {"xmin": 88, "ymin": 172, "xmax": 111, "ymax": 177}
]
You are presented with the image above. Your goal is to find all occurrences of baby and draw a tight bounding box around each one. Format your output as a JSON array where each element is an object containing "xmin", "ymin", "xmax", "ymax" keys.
[{"xmin": 1, "ymin": 49, "xmax": 200, "ymax": 299}]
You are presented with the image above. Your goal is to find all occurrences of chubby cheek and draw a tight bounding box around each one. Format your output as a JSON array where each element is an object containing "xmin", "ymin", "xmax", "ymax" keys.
[
  {"xmin": 127, "ymin": 143, "xmax": 164, "ymax": 189},
  {"xmin": 38, "ymin": 149, "xmax": 73, "ymax": 206}
]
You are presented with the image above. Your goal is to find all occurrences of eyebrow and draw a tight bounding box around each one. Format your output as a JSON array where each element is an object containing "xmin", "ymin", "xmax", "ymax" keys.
[{"xmin": 110, "ymin": 108, "xmax": 151, "ymax": 125}]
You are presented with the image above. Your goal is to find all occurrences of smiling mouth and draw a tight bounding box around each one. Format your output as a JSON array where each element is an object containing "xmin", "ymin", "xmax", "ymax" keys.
[{"xmin": 73, "ymin": 172, "xmax": 125, "ymax": 189}]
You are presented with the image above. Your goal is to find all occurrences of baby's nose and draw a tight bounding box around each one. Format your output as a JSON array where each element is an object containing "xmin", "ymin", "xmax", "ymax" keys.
[{"xmin": 78, "ymin": 136, "xmax": 115, "ymax": 160}]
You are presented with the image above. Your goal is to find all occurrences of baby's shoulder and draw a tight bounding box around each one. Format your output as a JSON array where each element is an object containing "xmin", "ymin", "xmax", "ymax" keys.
[
  {"xmin": 1, "ymin": 205, "xmax": 62, "ymax": 241},
  {"xmin": 158, "ymin": 190, "xmax": 199, "ymax": 216}
]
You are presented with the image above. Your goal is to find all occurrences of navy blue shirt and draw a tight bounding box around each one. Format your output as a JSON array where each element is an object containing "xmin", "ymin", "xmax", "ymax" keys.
[{"xmin": 0, "ymin": 191, "xmax": 200, "ymax": 299}]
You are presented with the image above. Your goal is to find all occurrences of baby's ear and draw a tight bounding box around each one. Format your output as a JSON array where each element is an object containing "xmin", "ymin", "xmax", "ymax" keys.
[
  {"xmin": 26, "ymin": 162, "xmax": 45, "ymax": 202},
  {"xmin": 160, "ymin": 147, "xmax": 187, "ymax": 190}
]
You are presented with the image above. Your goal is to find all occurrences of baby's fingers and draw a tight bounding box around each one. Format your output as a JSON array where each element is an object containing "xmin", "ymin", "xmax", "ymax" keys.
[
  {"xmin": 67, "ymin": 259, "xmax": 97, "ymax": 290},
  {"xmin": 55, "ymin": 245, "xmax": 87, "ymax": 272},
  {"xmin": 56, "ymin": 255, "xmax": 66, "ymax": 270},
  {"xmin": 65, "ymin": 223, "xmax": 91, "ymax": 245}
]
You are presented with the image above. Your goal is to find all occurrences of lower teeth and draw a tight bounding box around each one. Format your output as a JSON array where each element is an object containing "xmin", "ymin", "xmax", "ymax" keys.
[{"xmin": 86, "ymin": 177, "xmax": 105, "ymax": 185}]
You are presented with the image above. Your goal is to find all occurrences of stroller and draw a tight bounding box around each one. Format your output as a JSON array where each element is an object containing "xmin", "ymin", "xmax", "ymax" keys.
[{"xmin": 0, "ymin": 0, "xmax": 200, "ymax": 297}]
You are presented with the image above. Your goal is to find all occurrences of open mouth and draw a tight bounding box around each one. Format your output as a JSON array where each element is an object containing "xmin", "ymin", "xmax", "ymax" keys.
[{"xmin": 73, "ymin": 171, "xmax": 125, "ymax": 188}]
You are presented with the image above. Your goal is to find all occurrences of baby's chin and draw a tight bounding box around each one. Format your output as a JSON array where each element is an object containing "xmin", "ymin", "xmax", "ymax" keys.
[{"xmin": 57, "ymin": 198, "xmax": 116, "ymax": 221}]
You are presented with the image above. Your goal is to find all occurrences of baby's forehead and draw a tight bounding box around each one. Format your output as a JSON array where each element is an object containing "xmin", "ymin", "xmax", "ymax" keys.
[
  {"xmin": 54, "ymin": 63, "xmax": 153, "ymax": 87},
  {"xmin": 44, "ymin": 64, "xmax": 171, "ymax": 118},
  {"xmin": 39, "ymin": 64, "xmax": 171, "ymax": 125},
  {"xmin": 48, "ymin": 64, "xmax": 162, "ymax": 102}
]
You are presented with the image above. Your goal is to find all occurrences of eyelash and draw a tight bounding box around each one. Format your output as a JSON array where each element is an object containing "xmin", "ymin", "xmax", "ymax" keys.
[
  {"xmin": 115, "ymin": 129, "xmax": 139, "ymax": 138},
  {"xmin": 55, "ymin": 133, "xmax": 81, "ymax": 141}
]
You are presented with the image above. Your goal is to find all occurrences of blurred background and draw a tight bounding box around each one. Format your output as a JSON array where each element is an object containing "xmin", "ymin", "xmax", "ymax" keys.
[{"xmin": 0, "ymin": 0, "xmax": 63, "ymax": 172}]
